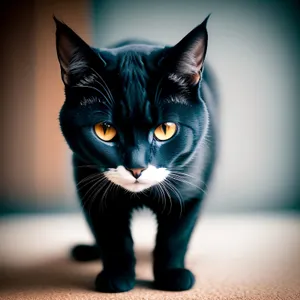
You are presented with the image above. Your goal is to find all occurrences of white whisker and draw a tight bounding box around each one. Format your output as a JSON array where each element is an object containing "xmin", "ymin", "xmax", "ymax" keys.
[
  {"xmin": 159, "ymin": 181, "xmax": 172, "ymax": 214},
  {"xmin": 76, "ymin": 173, "xmax": 102, "ymax": 190},
  {"xmin": 156, "ymin": 183, "xmax": 166, "ymax": 213},
  {"xmin": 164, "ymin": 179, "xmax": 184, "ymax": 217},
  {"xmin": 72, "ymin": 85, "xmax": 112, "ymax": 107},
  {"xmin": 81, "ymin": 175, "xmax": 107, "ymax": 214},
  {"xmin": 88, "ymin": 66, "xmax": 115, "ymax": 103},
  {"xmin": 170, "ymin": 169, "xmax": 208, "ymax": 188},
  {"xmin": 87, "ymin": 177, "xmax": 110, "ymax": 214},
  {"xmin": 169, "ymin": 174, "xmax": 207, "ymax": 195}
]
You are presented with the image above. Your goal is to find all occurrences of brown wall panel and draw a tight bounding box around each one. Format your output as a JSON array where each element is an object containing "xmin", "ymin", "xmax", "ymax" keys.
[
  {"xmin": 33, "ymin": 0, "xmax": 92, "ymax": 206},
  {"xmin": 0, "ymin": 1, "xmax": 36, "ymax": 202},
  {"xmin": 0, "ymin": 0, "xmax": 91, "ymax": 210}
]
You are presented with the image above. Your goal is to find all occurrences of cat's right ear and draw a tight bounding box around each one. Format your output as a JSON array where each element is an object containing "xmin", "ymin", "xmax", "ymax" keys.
[
  {"xmin": 54, "ymin": 16, "xmax": 105, "ymax": 85},
  {"xmin": 160, "ymin": 15, "xmax": 209, "ymax": 86}
]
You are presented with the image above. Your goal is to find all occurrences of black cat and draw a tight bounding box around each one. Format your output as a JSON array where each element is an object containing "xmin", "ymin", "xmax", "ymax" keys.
[{"xmin": 54, "ymin": 15, "xmax": 218, "ymax": 293}]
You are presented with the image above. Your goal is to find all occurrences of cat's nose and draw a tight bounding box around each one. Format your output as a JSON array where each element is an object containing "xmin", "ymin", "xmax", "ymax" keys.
[{"xmin": 126, "ymin": 168, "xmax": 146, "ymax": 179}]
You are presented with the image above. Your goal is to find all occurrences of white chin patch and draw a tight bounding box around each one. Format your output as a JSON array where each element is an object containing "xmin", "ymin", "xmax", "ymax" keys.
[{"xmin": 104, "ymin": 164, "xmax": 170, "ymax": 193}]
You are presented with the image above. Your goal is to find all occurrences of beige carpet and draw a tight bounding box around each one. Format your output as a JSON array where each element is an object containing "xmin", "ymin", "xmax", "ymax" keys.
[{"xmin": 1, "ymin": 212, "xmax": 300, "ymax": 300}]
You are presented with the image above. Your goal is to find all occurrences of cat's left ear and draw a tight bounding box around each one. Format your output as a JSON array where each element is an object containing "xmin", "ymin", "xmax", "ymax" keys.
[
  {"xmin": 54, "ymin": 16, "xmax": 105, "ymax": 85},
  {"xmin": 162, "ymin": 15, "xmax": 209, "ymax": 86}
]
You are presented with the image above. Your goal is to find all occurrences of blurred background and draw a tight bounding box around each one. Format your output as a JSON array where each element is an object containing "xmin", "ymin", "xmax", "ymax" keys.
[
  {"xmin": 1, "ymin": 1, "xmax": 300, "ymax": 299},
  {"xmin": 0, "ymin": 0, "xmax": 300, "ymax": 215}
]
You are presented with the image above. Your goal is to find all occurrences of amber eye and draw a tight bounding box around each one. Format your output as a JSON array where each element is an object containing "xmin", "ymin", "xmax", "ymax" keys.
[
  {"xmin": 94, "ymin": 122, "xmax": 117, "ymax": 141},
  {"xmin": 154, "ymin": 122, "xmax": 177, "ymax": 141}
]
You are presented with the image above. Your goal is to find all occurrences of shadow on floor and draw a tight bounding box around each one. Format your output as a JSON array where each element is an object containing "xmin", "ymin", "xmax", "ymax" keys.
[{"xmin": 0, "ymin": 248, "xmax": 154, "ymax": 292}]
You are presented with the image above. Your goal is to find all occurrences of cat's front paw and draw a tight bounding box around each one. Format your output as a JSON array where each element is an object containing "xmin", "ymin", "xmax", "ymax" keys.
[
  {"xmin": 95, "ymin": 270, "xmax": 135, "ymax": 293},
  {"xmin": 154, "ymin": 268, "xmax": 195, "ymax": 291}
]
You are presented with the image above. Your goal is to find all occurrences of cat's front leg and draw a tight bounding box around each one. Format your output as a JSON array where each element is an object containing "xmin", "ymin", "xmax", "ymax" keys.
[
  {"xmin": 153, "ymin": 198, "xmax": 201, "ymax": 291},
  {"xmin": 87, "ymin": 207, "xmax": 136, "ymax": 293}
]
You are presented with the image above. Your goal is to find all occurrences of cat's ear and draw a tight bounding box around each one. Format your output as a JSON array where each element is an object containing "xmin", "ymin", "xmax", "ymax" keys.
[
  {"xmin": 162, "ymin": 15, "xmax": 209, "ymax": 86},
  {"xmin": 54, "ymin": 16, "xmax": 105, "ymax": 85}
]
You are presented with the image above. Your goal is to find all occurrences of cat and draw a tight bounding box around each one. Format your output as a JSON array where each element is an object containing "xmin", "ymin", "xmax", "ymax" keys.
[{"xmin": 54, "ymin": 14, "xmax": 218, "ymax": 293}]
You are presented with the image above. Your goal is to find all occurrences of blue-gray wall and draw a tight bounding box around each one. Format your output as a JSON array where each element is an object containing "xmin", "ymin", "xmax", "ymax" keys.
[
  {"xmin": 1, "ymin": 0, "xmax": 299, "ymax": 215},
  {"xmin": 90, "ymin": 0, "xmax": 300, "ymax": 213}
]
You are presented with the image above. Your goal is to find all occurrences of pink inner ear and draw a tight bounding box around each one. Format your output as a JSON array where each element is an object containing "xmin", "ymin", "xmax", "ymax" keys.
[
  {"xmin": 58, "ymin": 33, "xmax": 76, "ymax": 73},
  {"xmin": 173, "ymin": 38, "xmax": 206, "ymax": 86},
  {"xmin": 194, "ymin": 40, "xmax": 206, "ymax": 65},
  {"xmin": 170, "ymin": 21, "xmax": 207, "ymax": 85},
  {"xmin": 189, "ymin": 40, "xmax": 206, "ymax": 83},
  {"xmin": 191, "ymin": 73, "xmax": 201, "ymax": 85},
  {"xmin": 62, "ymin": 73, "xmax": 69, "ymax": 84}
]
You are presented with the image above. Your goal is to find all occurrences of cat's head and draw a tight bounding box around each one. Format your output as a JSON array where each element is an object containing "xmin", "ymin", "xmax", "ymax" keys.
[{"xmin": 55, "ymin": 16, "xmax": 210, "ymax": 193}]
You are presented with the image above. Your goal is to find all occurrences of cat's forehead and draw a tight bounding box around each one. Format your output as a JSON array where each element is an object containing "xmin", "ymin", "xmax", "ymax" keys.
[
  {"xmin": 97, "ymin": 45, "xmax": 196, "ymax": 124},
  {"xmin": 100, "ymin": 44, "xmax": 164, "ymax": 72},
  {"xmin": 118, "ymin": 51, "xmax": 152, "ymax": 124},
  {"xmin": 101, "ymin": 45, "xmax": 164, "ymax": 122}
]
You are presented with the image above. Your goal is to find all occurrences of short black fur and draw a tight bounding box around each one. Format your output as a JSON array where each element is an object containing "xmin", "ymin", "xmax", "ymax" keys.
[{"xmin": 54, "ymin": 15, "xmax": 218, "ymax": 293}]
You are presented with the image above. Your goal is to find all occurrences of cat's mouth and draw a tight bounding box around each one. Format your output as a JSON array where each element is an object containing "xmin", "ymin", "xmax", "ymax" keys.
[
  {"xmin": 121, "ymin": 181, "xmax": 153, "ymax": 193},
  {"xmin": 103, "ymin": 165, "xmax": 170, "ymax": 193}
]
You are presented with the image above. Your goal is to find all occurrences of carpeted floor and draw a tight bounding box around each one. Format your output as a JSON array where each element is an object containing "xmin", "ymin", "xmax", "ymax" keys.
[{"xmin": 0, "ymin": 212, "xmax": 300, "ymax": 300}]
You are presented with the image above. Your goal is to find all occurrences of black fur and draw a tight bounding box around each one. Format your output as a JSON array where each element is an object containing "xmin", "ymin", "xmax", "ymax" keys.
[{"xmin": 54, "ymin": 15, "xmax": 218, "ymax": 293}]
